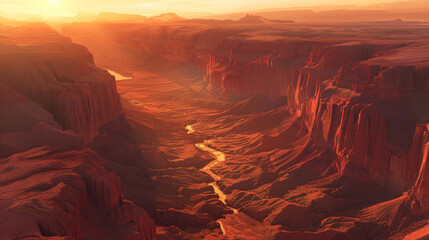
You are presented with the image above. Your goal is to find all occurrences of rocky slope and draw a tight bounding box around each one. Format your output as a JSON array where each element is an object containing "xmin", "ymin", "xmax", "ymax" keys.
[
  {"xmin": 0, "ymin": 23, "xmax": 122, "ymax": 146},
  {"xmin": 0, "ymin": 148, "xmax": 156, "ymax": 240},
  {"xmin": 0, "ymin": 22, "xmax": 156, "ymax": 239}
]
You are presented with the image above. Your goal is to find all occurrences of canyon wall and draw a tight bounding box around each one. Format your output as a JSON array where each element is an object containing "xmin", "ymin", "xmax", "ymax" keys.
[
  {"xmin": 0, "ymin": 23, "xmax": 122, "ymax": 147},
  {"xmin": 0, "ymin": 148, "xmax": 156, "ymax": 240},
  {"xmin": 0, "ymin": 23, "xmax": 156, "ymax": 239}
]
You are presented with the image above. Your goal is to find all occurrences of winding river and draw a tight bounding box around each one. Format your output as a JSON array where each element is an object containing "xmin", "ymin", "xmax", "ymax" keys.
[
  {"xmin": 186, "ymin": 125, "xmax": 238, "ymax": 235},
  {"xmin": 107, "ymin": 69, "xmax": 132, "ymax": 81}
]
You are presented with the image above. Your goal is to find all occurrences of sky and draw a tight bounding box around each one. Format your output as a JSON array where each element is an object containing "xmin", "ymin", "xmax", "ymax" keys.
[{"xmin": 0, "ymin": 0, "xmax": 408, "ymax": 20}]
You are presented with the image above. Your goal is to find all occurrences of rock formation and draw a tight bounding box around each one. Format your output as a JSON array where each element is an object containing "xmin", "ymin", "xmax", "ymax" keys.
[
  {"xmin": 0, "ymin": 23, "xmax": 122, "ymax": 146},
  {"xmin": 0, "ymin": 148, "xmax": 156, "ymax": 240},
  {"xmin": 0, "ymin": 23, "xmax": 156, "ymax": 239}
]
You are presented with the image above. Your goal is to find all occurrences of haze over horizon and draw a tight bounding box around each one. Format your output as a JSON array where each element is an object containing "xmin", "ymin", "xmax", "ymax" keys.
[{"xmin": 0, "ymin": 0, "xmax": 427, "ymax": 20}]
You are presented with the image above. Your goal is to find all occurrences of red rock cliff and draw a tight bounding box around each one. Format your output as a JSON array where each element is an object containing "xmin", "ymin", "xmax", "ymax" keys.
[
  {"xmin": 0, "ymin": 23, "xmax": 122, "ymax": 146},
  {"xmin": 0, "ymin": 147, "xmax": 156, "ymax": 240},
  {"xmin": 0, "ymin": 23, "xmax": 156, "ymax": 240}
]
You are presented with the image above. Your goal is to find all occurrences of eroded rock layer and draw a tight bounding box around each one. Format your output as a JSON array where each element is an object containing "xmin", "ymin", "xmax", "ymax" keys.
[
  {"xmin": 0, "ymin": 23, "xmax": 156, "ymax": 240},
  {"xmin": 0, "ymin": 148, "xmax": 156, "ymax": 240},
  {"xmin": 0, "ymin": 23, "xmax": 122, "ymax": 146}
]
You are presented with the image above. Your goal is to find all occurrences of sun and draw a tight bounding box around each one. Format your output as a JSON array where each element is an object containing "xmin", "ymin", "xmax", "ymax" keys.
[{"xmin": 49, "ymin": 0, "xmax": 58, "ymax": 5}]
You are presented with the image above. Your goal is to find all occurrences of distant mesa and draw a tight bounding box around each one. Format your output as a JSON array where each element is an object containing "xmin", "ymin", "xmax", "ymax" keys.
[
  {"xmin": 71, "ymin": 12, "xmax": 147, "ymax": 22},
  {"xmin": 237, "ymin": 14, "xmax": 294, "ymax": 24},
  {"xmin": 210, "ymin": 7, "xmax": 429, "ymax": 23},
  {"xmin": 97, "ymin": 12, "xmax": 148, "ymax": 22},
  {"xmin": 0, "ymin": 16, "xmax": 19, "ymax": 26},
  {"xmin": 147, "ymin": 13, "xmax": 185, "ymax": 22},
  {"xmin": 71, "ymin": 12, "xmax": 185, "ymax": 23},
  {"xmin": 73, "ymin": 12, "xmax": 97, "ymax": 22},
  {"xmin": 182, "ymin": 18, "xmax": 235, "ymax": 25}
]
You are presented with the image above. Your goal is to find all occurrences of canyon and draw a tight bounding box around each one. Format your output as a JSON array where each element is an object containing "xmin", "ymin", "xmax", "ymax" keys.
[{"xmin": 1, "ymin": 14, "xmax": 429, "ymax": 240}]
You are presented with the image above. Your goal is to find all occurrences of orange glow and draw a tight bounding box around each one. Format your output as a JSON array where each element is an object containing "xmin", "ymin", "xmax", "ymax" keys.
[{"xmin": 0, "ymin": 0, "xmax": 418, "ymax": 20}]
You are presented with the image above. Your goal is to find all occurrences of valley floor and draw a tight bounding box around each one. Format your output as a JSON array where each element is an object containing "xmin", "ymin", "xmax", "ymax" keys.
[{"xmin": 113, "ymin": 66, "xmax": 402, "ymax": 240}]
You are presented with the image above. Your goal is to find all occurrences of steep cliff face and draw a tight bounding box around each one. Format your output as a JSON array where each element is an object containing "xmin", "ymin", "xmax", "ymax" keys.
[
  {"xmin": 0, "ymin": 148, "xmax": 156, "ymax": 240},
  {"xmin": 414, "ymin": 142, "xmax": 429, "ymax": 213},
  {"xmin": 408, "ymin": 124, "xmax": 429, "ymax": 213},
  {"xmin": 0, "ymin": 23, "xmax": 156, "ymax": 239},
  {"xmin": 334, "ymin": 64, "xmax": 429, "ymax": 99},
  {"xmin": 0, "ymin": 83, "xmax": 82, "ymax": 157},
  {"xmin": 0, "ymin": 23, "xmax": 122, "ymax": 146}
]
